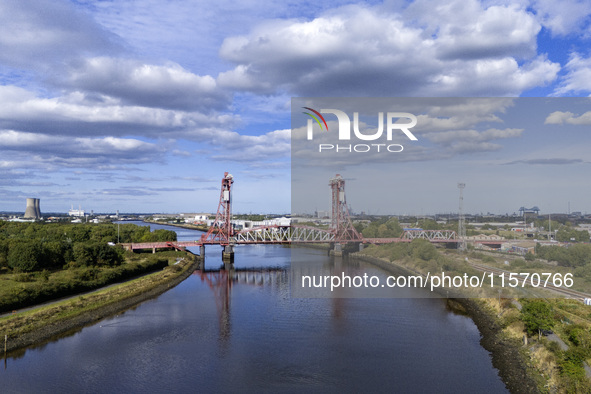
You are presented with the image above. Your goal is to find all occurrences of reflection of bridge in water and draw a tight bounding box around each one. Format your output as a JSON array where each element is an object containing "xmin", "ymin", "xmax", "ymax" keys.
[
  {"xmin": 123, "ymin": 172, "xmax": 469, "ymax": 269},
  {"xmin": 195, "ymin": 268, "xmax": 288, "ymax": 341}
]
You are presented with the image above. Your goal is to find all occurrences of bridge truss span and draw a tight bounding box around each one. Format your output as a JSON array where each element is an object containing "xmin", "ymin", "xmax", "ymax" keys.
[
  {"xmin": 402, "ymin": 229, "xmax": 458, "ymax": 243},
  {"xmin": 233, "ymin": 225, "xmax": 335, "ymax": 244},
  {"xmin": 234, "ymin": 225, "xmax": 290, "ymax": 243}
]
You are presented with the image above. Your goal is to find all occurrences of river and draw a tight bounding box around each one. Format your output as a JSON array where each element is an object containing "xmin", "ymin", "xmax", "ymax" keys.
[{"xmin": 1, "ymin": 222, "xmax": 509, "ymax": 393}]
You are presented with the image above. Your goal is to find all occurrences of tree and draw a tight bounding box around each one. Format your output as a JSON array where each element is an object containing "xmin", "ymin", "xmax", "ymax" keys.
[
  {"xmin": 362, "ymin": 225, "xmax": 377, "ymax": 238},
  {"xmin": 521, "ymin": 300, "xmax": 554, "ymax": 340},
  {"xmin": 7, "ymin": 242, "xmax": 43, "ymax": 272}
]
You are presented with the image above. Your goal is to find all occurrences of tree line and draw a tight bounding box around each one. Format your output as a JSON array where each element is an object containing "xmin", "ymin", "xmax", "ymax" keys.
[
  {"xmin": 0, "ymin": 222, "xmax": 176, "ymax": 272},
  {"xmin": 534, "ymin": 243, "xmax": 591, "ymax": 268}
]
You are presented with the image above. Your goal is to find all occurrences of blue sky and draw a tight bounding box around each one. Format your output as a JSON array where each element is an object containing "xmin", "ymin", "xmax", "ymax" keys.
[{"xmin": 0, "ymin": 0, "xmax": 591, "ymax": 214}]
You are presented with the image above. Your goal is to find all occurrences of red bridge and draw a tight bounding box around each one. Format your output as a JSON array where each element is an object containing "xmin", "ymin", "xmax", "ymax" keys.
[{"xmin": 122, "ymin": 173, "xmax": 461, "ymax": 265}]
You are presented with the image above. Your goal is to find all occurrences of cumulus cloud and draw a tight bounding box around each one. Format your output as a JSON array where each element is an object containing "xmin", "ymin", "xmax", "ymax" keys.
[
  {"xmin": 218, "ymin": 2, "xmax": 559, "ymax": 96},
  {"xmin": 60, "ymin": 57, "xmax": 229, "ymax": 111},
  {"xmin": 406, "ymin": 0, "xmax": 540, "ymax": 59}
]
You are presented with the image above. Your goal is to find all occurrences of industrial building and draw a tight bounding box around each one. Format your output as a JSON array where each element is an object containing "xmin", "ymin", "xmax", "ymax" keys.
[{"xmin": 68, "ymin": 205, "xmax": 85, "ymax": 217}]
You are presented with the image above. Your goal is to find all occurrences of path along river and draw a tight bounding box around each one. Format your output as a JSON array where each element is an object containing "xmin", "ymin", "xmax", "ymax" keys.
[{"xmin": 1, "ymin": 222, "xmax": 509, "ymax": 393}]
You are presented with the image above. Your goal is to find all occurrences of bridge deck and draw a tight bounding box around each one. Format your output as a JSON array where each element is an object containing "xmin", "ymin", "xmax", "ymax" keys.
[{"xmin": 121, "ymin": 226, "xmax": 468, "ymax": 252}]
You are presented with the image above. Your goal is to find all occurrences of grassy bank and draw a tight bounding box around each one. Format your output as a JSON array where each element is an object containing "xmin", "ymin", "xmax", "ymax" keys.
[
  {"xmin": 355, "ymin": 241, "xmax": 591, "ymax": 393},
  {"xmin": 0, "ymin": 251, "xmax": 189, "ymax": 314},
  {"xmin": 0, "ymin": 254, "xmax": 198, "ymax": 354}
]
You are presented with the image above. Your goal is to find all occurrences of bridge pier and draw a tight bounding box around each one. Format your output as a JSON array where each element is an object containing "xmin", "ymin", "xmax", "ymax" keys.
[
  {"xmin": 222, "ymin": 244, "xmax": 235, "ymax": 261},
  {"xmin": 359, "ymin": 243, "xmax": 365, "ymax": 251},
  {"xmin": 330, "ymin": 243, "xmax": 343, "ymax": 257}
]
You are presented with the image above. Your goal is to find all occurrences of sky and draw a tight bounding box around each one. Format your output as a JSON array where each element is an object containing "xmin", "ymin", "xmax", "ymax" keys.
[
  {"xmin": 0, "ymin": 0, "xmax": 591, "ymax": 215},
  {"xmin": 291, "ymin": 97, "xmax": 591, "ymax": 216}
]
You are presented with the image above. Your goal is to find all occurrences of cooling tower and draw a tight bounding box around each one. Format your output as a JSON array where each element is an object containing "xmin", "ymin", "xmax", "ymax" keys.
[
  {"xmin": 24, "ymin": 198, "xmax": 41, "ymax": 219},
  {"xmin": 34, "ymin": 198, "xmax": 41, "ymax": 218}
]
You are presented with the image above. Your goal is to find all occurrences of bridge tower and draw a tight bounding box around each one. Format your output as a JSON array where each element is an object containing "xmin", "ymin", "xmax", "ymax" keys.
[
  {"xmin": 201, "ymin": 172, "xmax": 235, "ymax": 262},
  {"xmin": 329, "ymin": 174, "xmax": 362, "ymax": 254}
]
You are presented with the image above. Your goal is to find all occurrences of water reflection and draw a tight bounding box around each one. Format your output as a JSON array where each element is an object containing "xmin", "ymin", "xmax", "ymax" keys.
[{"xmin": 195, "ymin": 268, "xmax": 289, "ymax": 343}]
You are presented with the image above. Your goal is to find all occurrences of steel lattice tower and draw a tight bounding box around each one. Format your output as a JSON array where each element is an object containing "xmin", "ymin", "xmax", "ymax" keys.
[
  {"xmin": 457, "ymin": 183, "xmax": 466, "ymax": 251},
  {"xmin": 202, "ymin": 172, "xmax": 234, "ymax": 245},
  {"xmin": 329, "ymin": 174, "xmax": 362, "ymax": 242}
]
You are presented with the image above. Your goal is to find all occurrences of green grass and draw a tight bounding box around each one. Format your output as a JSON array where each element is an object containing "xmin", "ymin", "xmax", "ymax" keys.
[
  {"xmin": 0, "ymin": 252, "xmax": 187, "ymax": 313},
  {"xmin": 0, "ymin": 257, "xmax": 195, "ymax": 341}
]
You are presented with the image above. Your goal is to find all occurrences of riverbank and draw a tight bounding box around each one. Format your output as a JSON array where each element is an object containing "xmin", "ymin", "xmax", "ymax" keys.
[
  {"xmin": 142, "ymin": 219, "xmax": 208, "ymax": 232},
  {"xmin": 1, "ymin": 256, "xmax": 198, "ymax": 354},
  {"xmin": 351, "ymin": 252, "xmax": 540, "ymax": 394}
]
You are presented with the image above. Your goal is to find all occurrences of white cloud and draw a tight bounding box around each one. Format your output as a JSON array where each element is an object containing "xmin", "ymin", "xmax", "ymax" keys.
[
  {"xmin": 209, "ymin": 129, "xmax": 291, "ymax": 161},
  {"xmin": 61, "ymin": 57, "xmax": 229, "ymax": 111},
  {"xmin": 407, "ymin": 0, "xmax": 539, "ymax": 59},
  {"xmin": 218, "ymin": 2, "xmax": 559, "ymax": 96},
  {"xmin": 0, "ymin": 129, "xmax": 166, "ymax": 166},
  {"xmin": 0, "ymin": 85, "xmax": 238, "ymax": 140},
  {"xmin": 544, "ymin": 110, "xmax": 591, "ymax": 125},
  {"xmin": 553, "ymin": 53, "xmax": 591, "ymax": 96},
  {"xmin": 530, "ymin": 0, "xmax": 591, "ymax": 36}
]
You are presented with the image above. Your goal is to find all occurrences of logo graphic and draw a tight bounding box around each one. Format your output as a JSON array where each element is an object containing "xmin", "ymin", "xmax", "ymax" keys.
[
  {"xmin": 302, "ymin": 107, "xmax": 328, "ymax": 132},
  {"xmin": 303, "ymin": 107, "xmax": 418, "ymax": 153}
]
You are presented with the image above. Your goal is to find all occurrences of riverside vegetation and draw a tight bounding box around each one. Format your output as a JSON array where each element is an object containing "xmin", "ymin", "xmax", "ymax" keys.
[
  {"xmin": 357, "ymin": 236, "xmax": 591, "ymax": 393},
  {"xmin": 0, "ymin": 221, "xmax": 177, "ymax": 313},
  {"xmin": 0, "ymin": 220, "xmax": 200, "ymax": 353}
]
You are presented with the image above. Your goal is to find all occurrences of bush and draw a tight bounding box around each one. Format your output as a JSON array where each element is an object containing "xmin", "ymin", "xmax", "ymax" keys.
[
  {"xmin": 410, "ymin": 239, "xmax": 437, "ymax": 261},
  {"xmin": 481, "ymin": 255, "xmax": 496, "ymax": 264},
  {"xmin": 14, "ymin": 273, "xmax": 35, "ymax": 282}
]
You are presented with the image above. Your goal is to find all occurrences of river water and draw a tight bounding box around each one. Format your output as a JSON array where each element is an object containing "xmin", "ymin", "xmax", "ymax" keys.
[{"xmin": 1, "ymin": 222, "xmax": 508, "ymax": 393}]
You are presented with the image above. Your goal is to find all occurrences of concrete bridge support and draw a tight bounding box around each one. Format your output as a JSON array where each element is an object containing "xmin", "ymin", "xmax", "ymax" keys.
[
  {"xmin": 222, "ymin": 244, "xmax": 235, "ymax": 261},
  {"xmin": 330, "ymin": 243, "xmax": 343, "ymax": 257}
]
